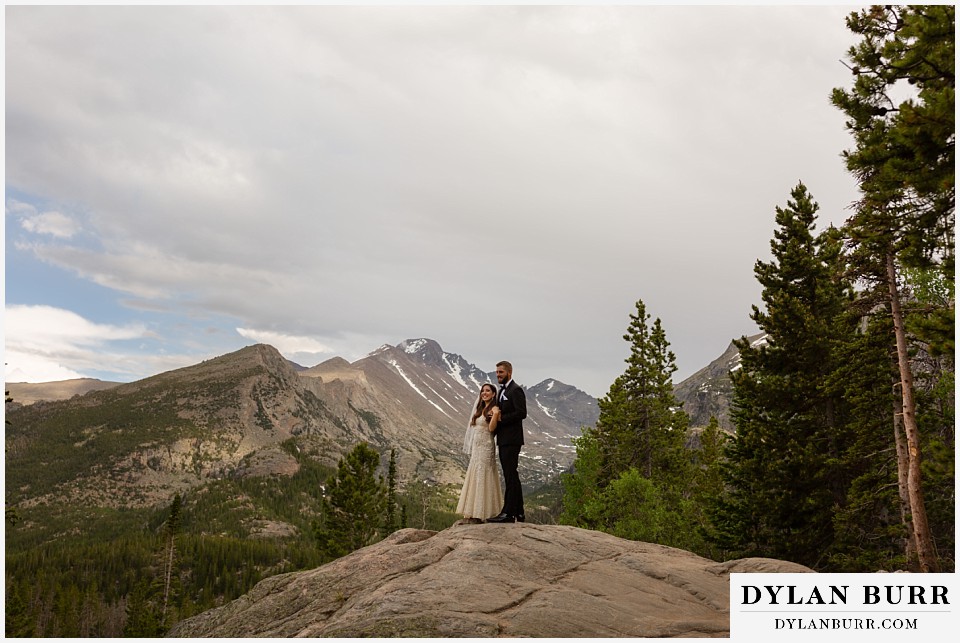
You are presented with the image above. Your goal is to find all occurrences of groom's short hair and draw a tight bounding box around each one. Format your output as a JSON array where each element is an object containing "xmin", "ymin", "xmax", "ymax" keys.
[{"xmin": 496, "ymin": 360, "xmax": 513, "ymax": 374}]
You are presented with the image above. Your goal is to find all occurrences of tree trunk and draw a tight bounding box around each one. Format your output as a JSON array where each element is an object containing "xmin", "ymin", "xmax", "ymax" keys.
[
  {"xmin": 886, "ymin": 251, "xmax": 939, "ymax": 572},
  {"xmin": 891, "ymin": 386, "xmax": 918, "ymax": 569},
  {"xmin": 162, "ymin": 538, "xmax": 175, "ymax": 623}
]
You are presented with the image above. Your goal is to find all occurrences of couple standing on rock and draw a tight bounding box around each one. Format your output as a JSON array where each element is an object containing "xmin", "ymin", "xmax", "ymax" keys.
[{"xmin": 456, "ymin": 361, "xmax": 526, "ymax": 524}]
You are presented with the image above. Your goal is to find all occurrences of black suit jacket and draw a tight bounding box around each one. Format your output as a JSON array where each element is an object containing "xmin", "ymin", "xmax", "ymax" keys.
[{"xmin": 495, "ymin": 380, "xmax": 526, "ymax": 447}]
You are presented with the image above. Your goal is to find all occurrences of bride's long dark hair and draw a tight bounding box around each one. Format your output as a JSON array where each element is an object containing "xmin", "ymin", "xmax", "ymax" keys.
[{"xmin": 471, "ymin": 383, "xmax": 498, "ymax": 426}]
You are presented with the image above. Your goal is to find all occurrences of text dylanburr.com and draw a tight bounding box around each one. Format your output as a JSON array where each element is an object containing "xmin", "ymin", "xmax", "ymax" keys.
[{"xmin": 730, "ymin": 573, "xmax": 957, "ymax": 641}]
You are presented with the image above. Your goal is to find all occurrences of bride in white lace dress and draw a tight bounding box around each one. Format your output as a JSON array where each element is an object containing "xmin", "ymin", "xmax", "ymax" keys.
[{"xmin": 456, "ymin": 383, "xmax": 503, "ymax": 522}]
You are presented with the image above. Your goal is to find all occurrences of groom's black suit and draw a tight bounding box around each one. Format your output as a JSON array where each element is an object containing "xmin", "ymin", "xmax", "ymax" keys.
[{"xmin": 495, "ymin": 380, "xmax": 526, "ymax": 519}]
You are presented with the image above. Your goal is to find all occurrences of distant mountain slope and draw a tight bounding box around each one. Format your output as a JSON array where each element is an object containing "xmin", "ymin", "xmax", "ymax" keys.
[
  {"xmin": 5, "ymin": 339, "xmax": 599, "ymax": 519},
  {"xmin": 5, "ymin": 328, "xmax": 765, "ymax": 524},
  {"xmin": 5, "ymin": 329, "xmax": 765, "ymax": 525},
  {"xmin": 5, "ymin": 344, "xmax": 349, "ymax": 511},
  {"xmin": 673, "ymin": 332, "xmax": 767, "ymax": 430},
  {"xmin": 303, "ymin": 338, "xmax": 597, "ymax": 485},
  {"xmin": 6, "ymin": 378, "xmax": 121, "ymax": 406}
]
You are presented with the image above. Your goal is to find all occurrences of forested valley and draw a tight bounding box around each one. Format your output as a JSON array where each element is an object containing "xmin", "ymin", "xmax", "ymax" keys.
[{"xmin": 4, "ymin": 441, "xmax": 467, "ymax": 637}]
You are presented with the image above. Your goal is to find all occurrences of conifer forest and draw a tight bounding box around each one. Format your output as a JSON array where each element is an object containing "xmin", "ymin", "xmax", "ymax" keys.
[{"xmin": 561, "ymin": 5, "xmax": 954, "ymax": 574}]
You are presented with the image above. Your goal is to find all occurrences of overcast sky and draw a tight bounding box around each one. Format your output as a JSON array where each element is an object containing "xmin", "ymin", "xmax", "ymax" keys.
[{"xmin": 4, "ymin": 4, "xmax": 865, "ymax": 397}]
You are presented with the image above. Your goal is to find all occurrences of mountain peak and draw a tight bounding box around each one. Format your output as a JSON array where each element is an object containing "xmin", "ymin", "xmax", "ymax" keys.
[
  {"xmin": 529, "ymin": 378, "xmax": 575, "ymax": 394},
  {"xmin": 399, "ymin": 338, "xmax": 433, "ymax": 353},
  {"xmin": 368, "ymin": 343, "xmax": 394, "ymax": 357},
  {"xmin": 398, "ymin": 338, "xmax": 444, "ymax": 363},
  {"xmin": 190, "ymin": 343, "xmax": 296, "ymax": 378}
]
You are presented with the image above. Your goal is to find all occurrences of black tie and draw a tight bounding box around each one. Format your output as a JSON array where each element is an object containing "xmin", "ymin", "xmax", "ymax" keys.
[{"xmin": 498, "ymin": 384, "xmax": 506, "ymax": 401}]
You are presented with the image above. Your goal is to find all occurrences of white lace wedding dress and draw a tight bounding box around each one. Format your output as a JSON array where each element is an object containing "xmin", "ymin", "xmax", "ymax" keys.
[{"xmin": 456, "ymin": 416, "xmax": 502, "ymax": 520}]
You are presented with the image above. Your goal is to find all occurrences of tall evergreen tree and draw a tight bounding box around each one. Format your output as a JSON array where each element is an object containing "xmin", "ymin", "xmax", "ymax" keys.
[
  {"xmin": 562, "ymin": 299, "xmax": 700, "ymax": 552},
  {"xmin": 315, "ymin": 442, "xmax": 387, "ymax": 560},
  {"xmin": 826, "ymin": 311, "xmax": 905, "ymax": 571},
  {"xmin": 831, "ymin": 4, "xmax": 954, "ymax": 572},
  {"xmin": 593, "ymin": 299, "xmax": 688, "ymax": 488},
  {"xmin": 831, "ymin": 5, "xmax": 954, "ymax": 276},
  {"xmin": 688, "ymin": 417, "xmax": 729, "ymax": 561},
  {"xmin": 710, "ymin": 184, "xmax": 856, "ymax": 568},
  {"xmin": 384, "ymin": 448, "xmax": 399, "ymax": 535},
  {"xmin": 160, "ymin": 493, "xmax": 182, "ymax": 629}
]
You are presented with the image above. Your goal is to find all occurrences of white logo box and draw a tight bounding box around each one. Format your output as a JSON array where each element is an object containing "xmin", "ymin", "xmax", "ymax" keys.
[{"xmin": 730, "ymin": 572, "xmax": 957, "ymax": 641}]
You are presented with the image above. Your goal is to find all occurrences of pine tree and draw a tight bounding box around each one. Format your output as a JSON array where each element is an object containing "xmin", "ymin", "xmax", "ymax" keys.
[
  {"xmin": 79, "ymin": 581, "xmax": 106, "ymax": 637},
  {"xmin": 831, "ymin": 4, "xmax": 954, "ymax": 572},
  {"xmin": 826, "ymin": 312, "xmax": 905, "ymax": 571},
  {"xmin": 903, "ymin": 267, "xmax": 956, "ymax": 571},
  {"xmin": 559, "ymin": 428, "xmax": 604, "ymax": 530},
  {"xmin": 315, "ymin": 443, "xmax": 387, "ymax": 560},
  {"xmin": 594, "ymin": 299, "xmax": 688, "ymax": 487},
  {"xmin": 691, "ymin": 417, "xmax": 727, "ymax": 504},
  {"xmin": 384, "ymin": 448, "xmax": 399, "ymax": 535},
  {"xmin": 688, "ymin": 417, "xmax": 729, "ymax": 560},
  {"xmin": 5, "ymin": 577, "xmax": 35, "ymax": 637},
  {"xmin": 831, "ymin": 5, "xmax": 954, "ymax": 276},
  {"xmin": 160, "ymin": 493, "xmax": 182, "ymax": 630},
  {"xmin": 561, "ymin": 298, "xmax": 695, "ymax": 551},
  {"xmin": 710, "ymin": 184, "xmax": 856, "ymax": 567},
  {"xmin": 123, "ymin": 580, "xmax": 160, "ymax": 637},
  {"xmin": 53, "ymin": 583, "xmax": 81, "ymax": 637}
]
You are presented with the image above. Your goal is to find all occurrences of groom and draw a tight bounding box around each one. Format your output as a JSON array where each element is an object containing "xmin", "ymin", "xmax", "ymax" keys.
[{"xmin": 487, "ymin": 360, "xmax": 526, "ymax": 523}]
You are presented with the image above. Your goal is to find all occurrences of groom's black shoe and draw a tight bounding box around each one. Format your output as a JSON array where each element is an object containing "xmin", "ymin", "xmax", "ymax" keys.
[
  {"xmin": 516, "ymin": 514, "xmax": 525, "ymax": 523},
  {"xmin": 486, "ymin": 513, "xmax": 515, "ymax": 523}
]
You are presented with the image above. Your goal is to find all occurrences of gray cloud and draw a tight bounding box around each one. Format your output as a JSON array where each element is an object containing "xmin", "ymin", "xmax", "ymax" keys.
[{"xmin": 5, "ymin": 5, "xmax": 862, "ymax": 396}]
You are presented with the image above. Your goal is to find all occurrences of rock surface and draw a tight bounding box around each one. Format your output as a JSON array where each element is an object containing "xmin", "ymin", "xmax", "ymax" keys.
[{"xmin": 169, "ymin": 523, "xmax": 812, "ymax": 638}]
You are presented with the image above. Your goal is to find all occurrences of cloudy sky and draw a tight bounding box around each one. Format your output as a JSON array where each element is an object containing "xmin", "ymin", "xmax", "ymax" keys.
[{"xmin": 4, "ymin": 4, "xmax": 865, "ymax": 397}]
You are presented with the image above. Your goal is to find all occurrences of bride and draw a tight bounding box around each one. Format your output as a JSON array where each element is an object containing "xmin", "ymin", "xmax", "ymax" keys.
[{"xmin": 456, "ymin": 383, "xmax": 503, "ymax": 523}]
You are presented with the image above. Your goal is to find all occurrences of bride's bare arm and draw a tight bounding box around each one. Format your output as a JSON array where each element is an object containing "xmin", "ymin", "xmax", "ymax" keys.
[{"xmin": 488, "ymin": 407, "xmax": 500, "ymax": 432}]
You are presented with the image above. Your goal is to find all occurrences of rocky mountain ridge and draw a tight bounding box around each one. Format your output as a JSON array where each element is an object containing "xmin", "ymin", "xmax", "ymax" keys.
[
  {"xmin": 6, "ymin": 344, "xmax": 347, "ymax": 510},
  {"xmin": 301, "ymin": 337, "xmax": 595, "ymax": 485},
  {"xmin": 6, "ymin": 332, "xmax": 758, "ymax": 518},
  {"xmin": 673, "ymin": 332, "xmax": 767, "ymax": 431},
  {"xmin": 5, "ymin": 339, "xmax": 598, "ymax": 514}
]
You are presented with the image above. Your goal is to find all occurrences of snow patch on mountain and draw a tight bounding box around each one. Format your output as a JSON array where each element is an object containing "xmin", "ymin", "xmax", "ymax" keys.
[
  {"xmin": 403, "ymin": 339, "xmax": 429, "ymax": 355},
  {"xmin": 727, "ymin": 333, "xmax": 768, "ymax": 373},
  {"xmin": 535, "ymin": 398, "xmax": 557, "ymax": 420},
  {"xmin": 387, "ymin": 358, "xmax": 451, "ymax": 418},
  {"xmin": 442, "ymin": 353, "xmax": 470, "ymax": 391},
  {"xmin": 469, "ymin": 373, "xmax": 490, "ymax": 392},
  {"xmin": 369, "ymin": 344, "xmax": 393, "ymax": 356},
  {"xmin": 423, "ymin": 382, "xmax": 459, "ymax": 413}
]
